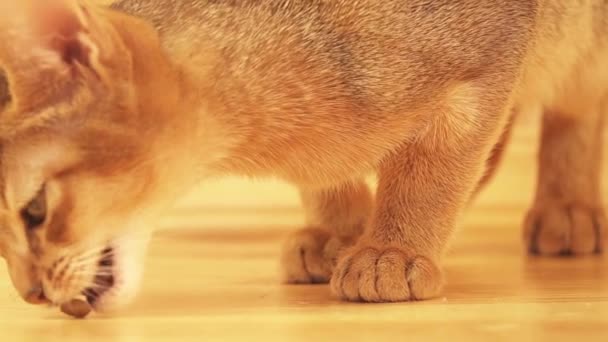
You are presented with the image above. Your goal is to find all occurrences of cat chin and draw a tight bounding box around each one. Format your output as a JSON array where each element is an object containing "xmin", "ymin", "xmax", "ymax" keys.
[{"xmin": 92, "ymin": 232, "xmax": 151, "ymax": 312}]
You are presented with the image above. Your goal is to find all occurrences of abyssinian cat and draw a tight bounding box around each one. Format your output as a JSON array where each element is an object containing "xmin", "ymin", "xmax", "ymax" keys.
[{"xmin": 0, "ymin": 0, "xmax": 606, "ymax": 314}]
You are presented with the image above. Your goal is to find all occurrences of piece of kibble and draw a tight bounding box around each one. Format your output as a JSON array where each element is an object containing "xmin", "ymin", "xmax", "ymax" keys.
[{"xmin": 60, "ymin": 297, "xmax": 92, "ymax": 319}]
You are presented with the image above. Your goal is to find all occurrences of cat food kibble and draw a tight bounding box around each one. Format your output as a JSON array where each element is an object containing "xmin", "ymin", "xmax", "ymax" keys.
[{"xmin": 60, "ymin": 297, "xmax": 92, "ymax": 319}]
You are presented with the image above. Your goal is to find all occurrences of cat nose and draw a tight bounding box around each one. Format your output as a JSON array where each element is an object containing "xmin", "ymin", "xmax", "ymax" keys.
[{"xmin": 24, "ymin": 283, "xmax": 50, "ymax": 305}]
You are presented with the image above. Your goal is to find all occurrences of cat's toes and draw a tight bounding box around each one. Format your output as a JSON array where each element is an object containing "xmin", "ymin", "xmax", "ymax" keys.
[
  {"xmin": 280, "ymin": 227, "xmax": 350, "ymax": 284},
  {"xmin": 524, "ymin": 203, "xmax": 606, "ymax": 255},
  {"xmin": 330, "ymin": 245, "xmax": 443, "ymax": 302}
]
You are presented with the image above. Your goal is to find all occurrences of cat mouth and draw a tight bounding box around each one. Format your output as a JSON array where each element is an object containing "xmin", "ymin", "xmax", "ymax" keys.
[{"xmin": 83, "ymin": 247, "xmax": 115, "ymax": 308}]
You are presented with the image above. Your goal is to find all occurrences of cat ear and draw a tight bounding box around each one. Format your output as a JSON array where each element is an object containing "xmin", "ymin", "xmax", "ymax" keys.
[{"xmin": 0, "ymin": 0, "xmax": 107, "ymax": 113}]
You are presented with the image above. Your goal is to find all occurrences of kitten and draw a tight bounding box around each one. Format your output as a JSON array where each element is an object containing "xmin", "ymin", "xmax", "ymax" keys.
[{"xmin": 0, "ymin": 0, "xmax": 605, "ymax": 312}]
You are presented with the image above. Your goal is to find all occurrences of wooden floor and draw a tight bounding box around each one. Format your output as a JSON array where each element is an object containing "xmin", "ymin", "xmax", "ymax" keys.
[{"xmin": 1, "ymin": 113, "xmax": 608, "ymax": 342}]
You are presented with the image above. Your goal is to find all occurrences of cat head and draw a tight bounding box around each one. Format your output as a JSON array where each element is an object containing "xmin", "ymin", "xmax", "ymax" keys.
[{"xmin": 0, "ymin": 0, "xmax": 190, "ymax": 312}]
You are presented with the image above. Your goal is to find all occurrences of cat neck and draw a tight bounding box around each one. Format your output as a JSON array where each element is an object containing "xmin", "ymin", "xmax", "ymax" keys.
[{"xmin": 104, "ymin": 8, "xmax": 236, "ymax": 204}]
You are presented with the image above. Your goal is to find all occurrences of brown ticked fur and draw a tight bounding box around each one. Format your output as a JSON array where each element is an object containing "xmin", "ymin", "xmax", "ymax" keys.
[{"xmin": 0, "ymin": 0, "xmax": 606, "ymax": 309}]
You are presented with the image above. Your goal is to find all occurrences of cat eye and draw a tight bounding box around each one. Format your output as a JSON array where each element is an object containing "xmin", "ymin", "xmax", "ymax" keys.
[{"xmin": 21, "ymin": 186, "xmax": 47, "ymax": 230}]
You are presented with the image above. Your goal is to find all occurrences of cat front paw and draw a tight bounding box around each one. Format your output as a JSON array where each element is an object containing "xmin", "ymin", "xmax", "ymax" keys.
[
  {"xmin": 330, "ymin": 245, "xmax": 443, "ymax": 302},
  {"xmin": 280, "ymin": 227, "xmax": 354, "ymax": 284}
]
